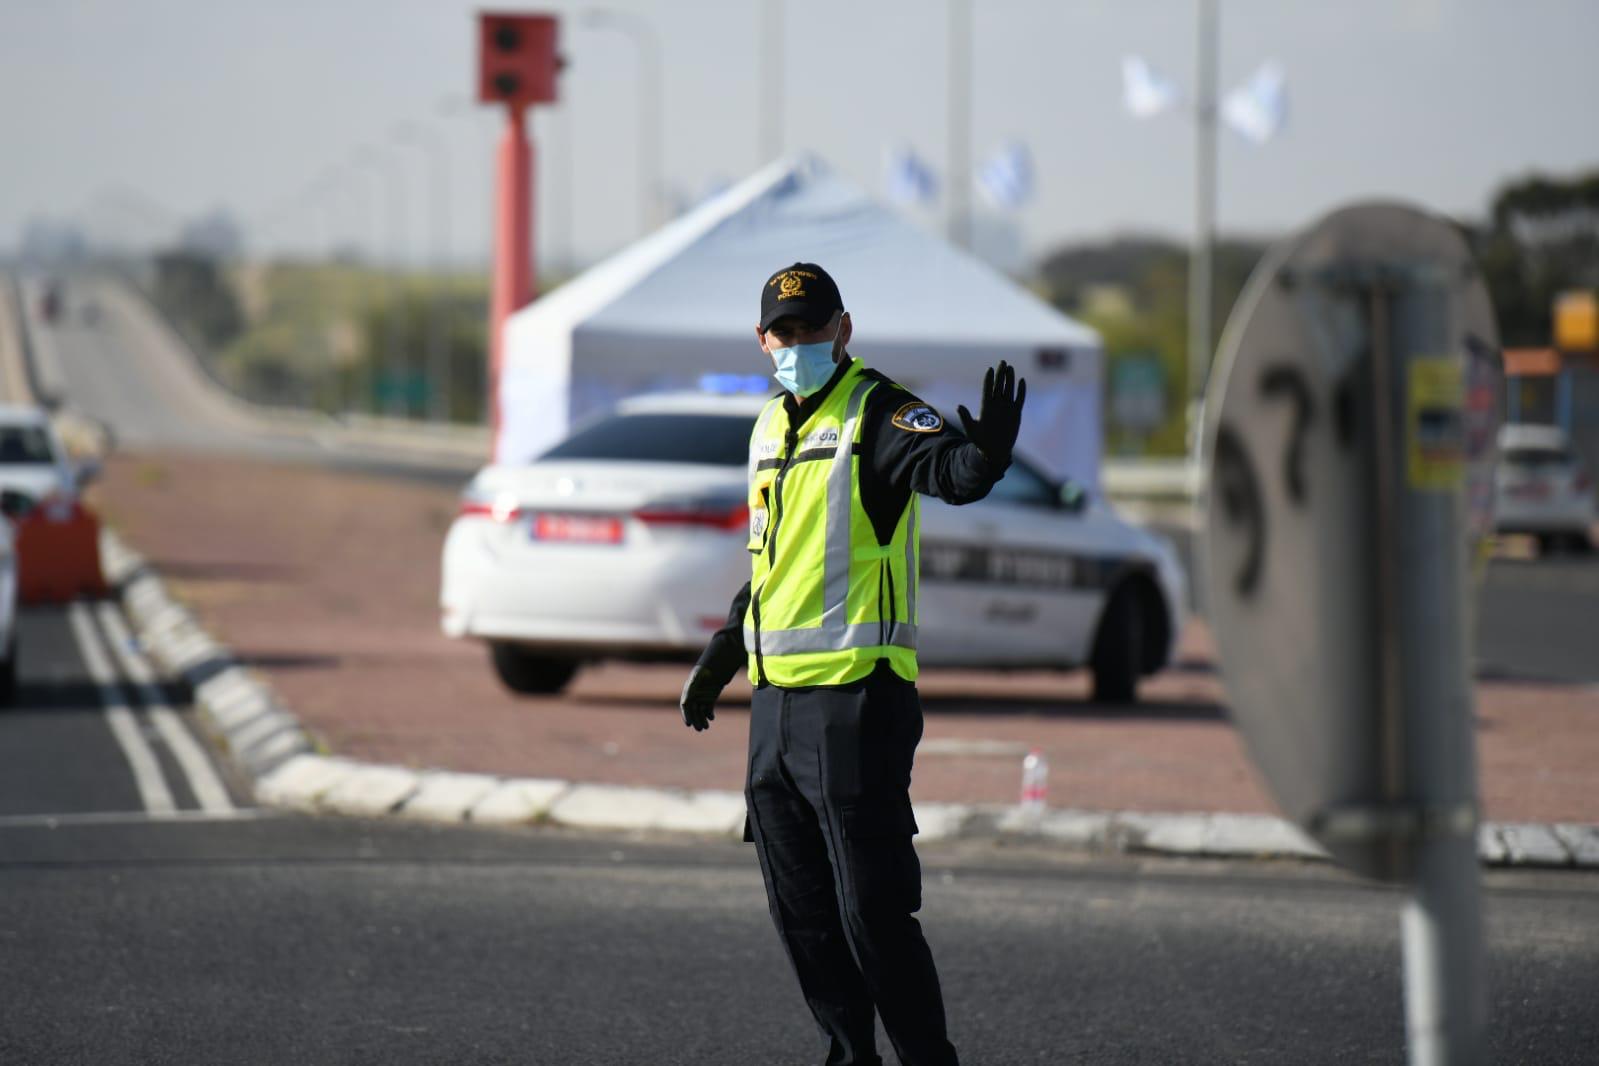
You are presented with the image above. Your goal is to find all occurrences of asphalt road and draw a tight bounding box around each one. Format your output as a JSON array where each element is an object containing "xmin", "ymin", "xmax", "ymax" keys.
[
  {"xmin": 1158, "ymin": 523, "xmax": 1599, "ymax": 685},
  {"xmin": 3, "ymin": 816, "xmax": 1597, "ymax": 1065},
  {"xmin": 0, "ymin": 602, "xmax": 251, "ymax": 821},
  {"xmin": 12, "ymin": 274, "xmax": 479, "ymax": 487},
  {"xmin": 3, "ymin": 597, "xmax": 1595, "ymax": 1063}
]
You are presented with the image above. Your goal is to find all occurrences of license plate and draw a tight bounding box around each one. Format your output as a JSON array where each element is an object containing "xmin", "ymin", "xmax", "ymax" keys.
[{"xmin": 532, "ymin": 513, "xmax": 622, "ymax": 544}]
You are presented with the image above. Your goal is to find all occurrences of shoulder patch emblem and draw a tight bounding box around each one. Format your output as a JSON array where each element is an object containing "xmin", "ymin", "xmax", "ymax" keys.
[{"xmin": 891, "ymin": 402, "xmax": 943, "ymax": 433}]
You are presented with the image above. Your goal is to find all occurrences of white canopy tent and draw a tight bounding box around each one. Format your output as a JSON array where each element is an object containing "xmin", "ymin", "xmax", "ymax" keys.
[{"xmin": 499, "ymin": 157, "xmax": 1104, "ymax": 487}]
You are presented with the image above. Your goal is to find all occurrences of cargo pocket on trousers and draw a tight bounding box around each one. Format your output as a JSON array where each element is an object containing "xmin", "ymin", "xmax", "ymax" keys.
[{"xmin": 839, "ymin": 795, "xmax": 922, "ymax": 916}]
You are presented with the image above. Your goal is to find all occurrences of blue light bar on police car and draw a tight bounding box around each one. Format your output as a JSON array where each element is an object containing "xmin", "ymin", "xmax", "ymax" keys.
[{"xmin": 699, "ymin": 373, "xmax": 772, "ymax": 395}]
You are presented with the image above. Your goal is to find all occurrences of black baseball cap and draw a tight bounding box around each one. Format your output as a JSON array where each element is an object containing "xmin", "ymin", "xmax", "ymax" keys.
[{"xmin": 759, "ymin": 262, "xmax": 843, "ymax": 331}]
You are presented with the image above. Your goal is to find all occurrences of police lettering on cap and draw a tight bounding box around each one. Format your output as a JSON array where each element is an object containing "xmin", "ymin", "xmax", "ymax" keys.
[{"xmin": 760, "ymin": 262, "xmax": 844, "ymax": 331}]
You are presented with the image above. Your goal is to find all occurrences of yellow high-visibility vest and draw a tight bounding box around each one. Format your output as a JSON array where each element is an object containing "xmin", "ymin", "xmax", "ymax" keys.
[{"xmin": 744, "ymin": 359, "xmax": 920, "ymax": 687}]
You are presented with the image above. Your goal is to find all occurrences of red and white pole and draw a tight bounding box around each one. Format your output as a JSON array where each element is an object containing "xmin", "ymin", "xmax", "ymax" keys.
[
  {"xmin": 478, "ymin": 12, "xmax": 560, "ymax": 462},
  {"xmin": 489, "ymin": 106, "xmax": 534, "ymax": 460}
]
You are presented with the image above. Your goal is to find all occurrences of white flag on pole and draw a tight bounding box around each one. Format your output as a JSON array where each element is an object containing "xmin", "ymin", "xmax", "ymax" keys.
[
  {"xmin": 1221, "ymin": 62, "xmax": 1287, "ymax": 144},
  {"xmin": 1122, "ymin": 55, "xmax": 1181, "ymax": 119},
  {"xmin": 882, "ymin": 146, "xmax": 939, "ymax": 206},
  {"xmin": 976, "ymin": 141, "xmax": 1034, "ymax": 210}
]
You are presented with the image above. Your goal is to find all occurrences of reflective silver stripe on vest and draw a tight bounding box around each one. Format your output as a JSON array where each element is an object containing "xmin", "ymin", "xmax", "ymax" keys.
[
  {"xmin": 903, "ymin": 499, "xmax": 918, "ymax": 624},
  {"xmin": 743, "ymin": 621, "xmax": 918, "ymax": 655},
  {"xmin": 748, "ymin": 400, "xmax": 780, "ymax": 481},
  {"xmin": 818, "ymin": 378, "xmax": 876, "ymax": 632}
]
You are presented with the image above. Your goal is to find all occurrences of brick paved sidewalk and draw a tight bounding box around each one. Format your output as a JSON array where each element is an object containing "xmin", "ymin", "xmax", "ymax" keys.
[{"xmin": 91, "ymin": 451, "xmax": 1599, "ymax": 824}]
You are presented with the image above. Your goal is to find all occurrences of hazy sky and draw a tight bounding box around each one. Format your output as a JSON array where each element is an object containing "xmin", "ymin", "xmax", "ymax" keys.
[{"xmin": 3, "ymin": 0, "xmax": 1596, "ymax": 270}]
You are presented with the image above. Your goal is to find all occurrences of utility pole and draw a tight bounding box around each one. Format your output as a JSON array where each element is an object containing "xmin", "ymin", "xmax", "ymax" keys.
[
  {"xmin": 351, "ymin": 148, "xmax": 391, "ymax": 416},
  {"xmin": 583, "ymin": 9, "xmax": 664, "ymax": 234},
  {"xmin": 1189, "ymin": 0, "xmax": 1219, "ymax": 430},
  {"xmin": 396, "ymin": 121, "xmax": 453, "ymax": 422},
  {"xmin": 759, "ymin": 0, "xmax": 784, "ymax": 164},
  {"xmin": 946, "ymin": 0, "xmax": 972, "ymax": 250}
]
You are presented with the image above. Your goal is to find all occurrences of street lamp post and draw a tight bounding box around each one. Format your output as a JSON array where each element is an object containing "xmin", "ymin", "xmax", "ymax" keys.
[
  {"xmin": 1122, "ymin": 2, "xmax": 1287, "ymax": 450},
  {"xmin": 582, "ymin": 9, "xmax": 664, "ymax": 234},
  {"xmin": 758, "ymin": 0, "xmax": 784, "ymax": 164},
  {"xmin": 306, "ymin": 168, "xmax": 349, "ymax": 411},
  {"xmin": 351, "ymin": 148, "xmax": 404, "ymax": 416},
  {"xmin": 1189, "ymin": 0, "xmax": 1219, "ymax": 432},
  {"xmin": 364, "ymin": 143, "xmax": 410, "ymax": 417},
  {"xmin": 946, "ymin": 0, "xmax": 972, "ymax": 250},
  {"xmin": 395, "ymin": 121, "xmax": 453, "ymax": 422}
]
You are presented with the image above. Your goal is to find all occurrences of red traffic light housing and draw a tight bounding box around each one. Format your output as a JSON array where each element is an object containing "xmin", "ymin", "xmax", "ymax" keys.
[{"xmin": 478, "ymin": 12, "xmax": 560, "ymax": 108}]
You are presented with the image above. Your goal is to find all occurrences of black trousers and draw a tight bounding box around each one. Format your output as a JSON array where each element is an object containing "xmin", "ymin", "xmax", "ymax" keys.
[{"xmin": 745, "ymin": 663, "xmax": 958, "ymax": 1066}]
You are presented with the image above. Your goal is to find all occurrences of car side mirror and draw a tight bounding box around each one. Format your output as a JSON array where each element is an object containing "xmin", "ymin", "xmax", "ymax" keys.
[
  {"xmin": 72, "ymin": 459, "xmax": 101, "ymax": 489},
  {"xmin": 1057, "ymin": 480, "xmax": 1088, "ymax": 514}
]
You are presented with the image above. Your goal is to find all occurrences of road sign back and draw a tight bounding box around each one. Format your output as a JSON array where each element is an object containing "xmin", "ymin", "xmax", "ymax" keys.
[{"xmin": 1201, "ymin": 202, "xmax": 1500, "ymax": 881}]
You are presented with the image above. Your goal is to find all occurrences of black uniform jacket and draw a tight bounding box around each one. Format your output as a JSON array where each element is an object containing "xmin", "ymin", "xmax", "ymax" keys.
[{"xmin": 695, "ymin": 354, "xmax": 1005, "ymax": 687}]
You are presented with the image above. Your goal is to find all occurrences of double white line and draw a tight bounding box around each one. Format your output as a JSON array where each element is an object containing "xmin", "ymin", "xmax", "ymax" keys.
[{"xmin": 67, "ymin": 601, "xmax": 236, "ymax": 816}]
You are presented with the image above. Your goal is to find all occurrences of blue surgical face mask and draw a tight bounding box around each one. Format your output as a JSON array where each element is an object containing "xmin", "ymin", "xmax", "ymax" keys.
[{"xmin": 767, "ymin": 322, "xmax": 843, "ymax": 398}]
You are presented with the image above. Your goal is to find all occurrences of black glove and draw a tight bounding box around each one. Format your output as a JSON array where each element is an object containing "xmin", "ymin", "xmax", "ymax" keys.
[
  {"xmin": 680, "ymin": 665, "xmax": 725, "ymax": 732},
  {"xmin": 956, "ymin": 360, "xmax": 1027, "ymax": 467}
]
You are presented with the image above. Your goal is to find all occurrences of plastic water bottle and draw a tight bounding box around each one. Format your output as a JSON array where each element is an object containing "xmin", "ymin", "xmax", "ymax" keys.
[{"xmin": 1020, "ymin": 748, "xmax": 1049, "ymax": 814}]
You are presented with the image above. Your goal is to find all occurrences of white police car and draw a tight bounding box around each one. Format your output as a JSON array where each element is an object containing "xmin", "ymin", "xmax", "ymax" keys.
[{"xmin": 441, "ymin": 389, "xmax": 1187, "ymax": 703}]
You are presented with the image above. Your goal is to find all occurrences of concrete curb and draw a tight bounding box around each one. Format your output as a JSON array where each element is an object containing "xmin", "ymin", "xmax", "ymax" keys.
[
  {"xmin": 100, "ymin": 527, "xmax": 1599, "ymax": 869},
  {"xmin": 103, "ymin": 529, "xmax": 316, "ymax": 779}
]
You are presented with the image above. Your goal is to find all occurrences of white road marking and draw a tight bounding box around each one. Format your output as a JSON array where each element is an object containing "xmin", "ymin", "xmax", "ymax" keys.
[
  {"xmin": 67, "ymin": 601, "xmax": 176, "ymax": 815},
  {"xmin": 96, "ymin": 602, "xmax": 236, "ymax": 814},
  {"xmin": 0, "ymin": 809, "xmax": 268, "ymax": 829}
]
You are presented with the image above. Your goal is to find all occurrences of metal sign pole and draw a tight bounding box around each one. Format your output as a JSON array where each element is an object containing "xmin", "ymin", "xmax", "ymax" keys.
[
  {"xmin": 1380, "ymin": 270, "xmax": 1487, "ymax": 1066},
  {"xmin": 1403, "ymin": 834, "xmax": 1487, "ymax": 1064}
]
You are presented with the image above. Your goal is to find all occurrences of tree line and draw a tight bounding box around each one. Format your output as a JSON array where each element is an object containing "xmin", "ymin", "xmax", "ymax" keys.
[{"xmin": 1036, "ymin": 168, "xmax": 1599, "ymax": 454}]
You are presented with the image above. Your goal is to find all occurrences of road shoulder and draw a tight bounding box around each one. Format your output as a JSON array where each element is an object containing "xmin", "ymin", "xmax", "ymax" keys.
[{"xmin": 100, "ymin": 526, "xmax": 1599, "ymax": 870}]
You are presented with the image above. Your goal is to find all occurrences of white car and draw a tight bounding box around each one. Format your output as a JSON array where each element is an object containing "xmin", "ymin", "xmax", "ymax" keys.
[
  {"xmin": 1494, "ymin": 424, "xmax": 1595, "ymax": 553},
  {"xmin": 0, "ymin": 405, "xmax": 83, "ymax": 701},
  {"xmin": 441, "ymin": 391, "xmax": 1187, "ymax": 703},
  {"xmin": 0, "ymin": 516, "xmax": 15, "ymax": 700},
  {"xmin": 0, "ymin": 405, "xmax": 92, "ymax": 508}
]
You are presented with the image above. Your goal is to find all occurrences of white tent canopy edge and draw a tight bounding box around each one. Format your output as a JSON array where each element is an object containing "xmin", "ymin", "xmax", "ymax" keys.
[{"xmin": 499, "ymin": 156, "xmax": 1104, "ymax": 488}]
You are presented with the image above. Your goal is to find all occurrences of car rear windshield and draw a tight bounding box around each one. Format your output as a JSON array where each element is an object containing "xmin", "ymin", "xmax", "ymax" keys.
[
  {"xmin": 541, "ymin": 413, "xmax": 755, "ymax": 466},
  {"xmin": 0, "ymin": 425, "xmax": 55, "ymax": 465},
  {"xmin": 1504, "ymin": 446, "xmax": 1574, "ymax": 468}
]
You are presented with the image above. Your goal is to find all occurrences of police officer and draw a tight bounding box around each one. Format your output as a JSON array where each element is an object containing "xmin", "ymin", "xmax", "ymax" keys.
[{"xmin": 680, "ymin": 263, "xmax": 1024, "ymax": 1066}]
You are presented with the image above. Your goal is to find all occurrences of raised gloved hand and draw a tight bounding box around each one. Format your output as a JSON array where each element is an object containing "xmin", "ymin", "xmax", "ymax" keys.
[
  {"xmin": 680, "ymin": 665, "xmax": 725, "ymax": 732},
  {"xmin": 956, "ymin": 360, "xmax": 1027, "ymax": 467}
]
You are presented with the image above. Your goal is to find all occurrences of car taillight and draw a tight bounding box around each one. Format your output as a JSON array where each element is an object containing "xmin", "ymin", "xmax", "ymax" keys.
[
  {"xmin": 633, "ymin": 499, "xmax": 749, "ymax": 531},
  {"xmin": 458, "ymin": 493, "xmax": 522, "ymax": 522}
]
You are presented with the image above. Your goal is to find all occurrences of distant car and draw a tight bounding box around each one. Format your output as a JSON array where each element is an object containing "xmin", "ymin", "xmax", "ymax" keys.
[
  {"xmin": 441, "ymin": 391, "xmax": 1187, "ymax": 703},
  {"xmin": 38, "ymin": 280, "xmax": 64, "ymax": 326},
  {"xmin": 1494, "ymin": 424, "xmax": 1595, "ymax": 553}
]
